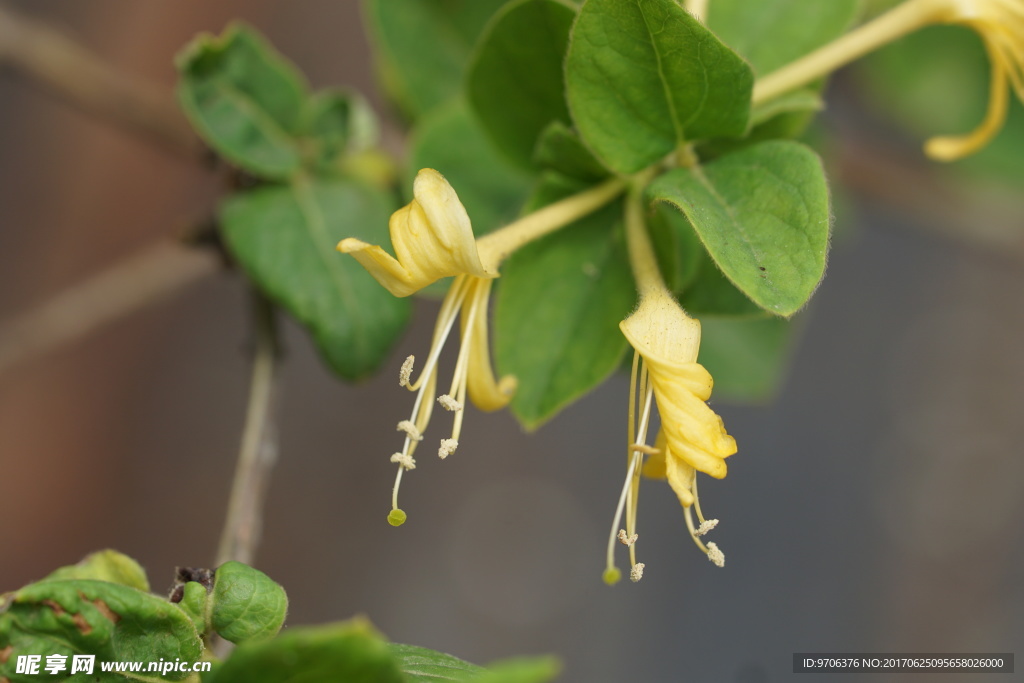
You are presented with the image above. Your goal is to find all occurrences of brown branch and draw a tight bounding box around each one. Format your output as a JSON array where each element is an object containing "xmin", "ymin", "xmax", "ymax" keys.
[
  {"xmin": 0, "ymin": 1, "xmax": 199, "ymax": 159},
  {"xmin": 215, "ymin": 291, "xmax": 281, "ymax": 568},
  {"xmin": 0, "ymin": 244, "xmax": 217, "ymax": 377}
]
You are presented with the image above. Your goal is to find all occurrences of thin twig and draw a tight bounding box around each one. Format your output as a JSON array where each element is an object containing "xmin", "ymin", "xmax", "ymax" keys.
[
  {"xmin": 0, "ymin": 244, "xmax": 217, "ymax": 378},
  {"xmin": 215, "ymin": 290, "xmax": 281, "ymax": 568},
  {"xmin": 0, "ymin": 1, "xmax": 199, "ymax": 158}
]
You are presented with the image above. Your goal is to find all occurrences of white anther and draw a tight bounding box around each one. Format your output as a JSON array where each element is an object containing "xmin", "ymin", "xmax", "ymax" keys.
[
  {"xmin": 695, "ymin": 519, "xmax": 719, "ymax": 537},
  {"xmin": 390, "ymin": 452, "xmax": 416, "ymax": 470},
  {"xmin": 437, "ymin": 394, "xmax": 463, "ymax": 411},
  {"xmin": 630, "ymin": 563, "xmax": 645, "ymax": 582},
  {"xmin": 617, "ymin": 529, "xmax": 638, "ymax": 547},
  {"xmin": 706, "ymin": 542, "xmax": 725, "ymax": 568},
  {"xmin": 396, "ymin": 420, "xmax": 423, "ymax": 441},
  {"xmin": 438, "ymin": 438, "xmax": 458, "ymax": 459},
  {"xmin": 399, "ymin": 355, "xmax": 415, "ymax": 387}
]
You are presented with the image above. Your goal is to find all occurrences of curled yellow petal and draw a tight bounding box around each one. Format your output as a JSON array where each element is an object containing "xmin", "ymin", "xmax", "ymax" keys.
[
  {"xmin": 461, "ymin": 278, "xmax": 517, "ymax": 412},
  {"xmin": 646, "ymin": 430, "xmax": 696, "ymax": 508},
  {"xmin": 925, "ymin": 36, "xmax": 1011, "ymax": 160},
  {"xmin": 620, "ymin": 289, "xmax": 736, "ymax": 480},
  {"xmin": 337, "ymin": 168, "xmax": 495, "ymax": 297}
]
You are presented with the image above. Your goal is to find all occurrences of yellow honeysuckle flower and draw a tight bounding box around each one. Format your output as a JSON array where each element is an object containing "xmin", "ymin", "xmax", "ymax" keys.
[
  {"xmin": 604, "ymin": 184, "xmax": 735, "ymax": 584},
  {"xmin": 620, "ymin": 291, "xmax": 737, "ymax": 480},
  {"xmin": 337, "ymin": 168, "xmax": 625, "ymax": 526},
  {"xmin": 753, "ymin": 0, "xmax": 1024, "ymax": 161},
  {"xmin": 337, "ymin": 168, "xmax": 497, "ymax": 297}
]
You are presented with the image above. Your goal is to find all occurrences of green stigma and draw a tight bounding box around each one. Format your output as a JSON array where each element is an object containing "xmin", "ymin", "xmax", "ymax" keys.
[
  {"xmin": 387, "ymin": 508, "xmax": 407, "ymax": 527},
  {"xmin": 602, "ymin": 567, "xmax": 621, "ymax": 585}
]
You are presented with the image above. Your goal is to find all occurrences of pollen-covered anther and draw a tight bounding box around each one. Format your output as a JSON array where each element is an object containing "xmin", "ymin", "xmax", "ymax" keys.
[
  {"xmin": 399, "ymin": 355, "xmax": 415, "ymax": 387},
  {"xmin": 706, "ymin": 542, "xmax": 725, "ymax": 568},
  {"xmin": 437, "ymin": 394, "xmax": 463, "ymax": 412},
  {"xmin": 396, "ymin": 420, "xmax": 423, "ymax": 441},
  {"xmin": 695, "ymin": 519, "xmax": 719, "ymax": 537},
  {"xmin": 617, "ymin": 529, "xmax": 638, "ymax": 547},
  {"xmin": 438, "ymin": 438, "xmax": 458, "ymax": 459},
  {"xmin": 630, "ymin": 563, "xmax": 645, "ymax": 582},
  {"xmin": 390, "ymin": 452, "xmax": 416, "ymax": 470}
]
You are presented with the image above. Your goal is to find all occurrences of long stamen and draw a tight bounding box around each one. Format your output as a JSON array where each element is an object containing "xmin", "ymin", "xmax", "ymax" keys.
[
  {"xmin": 626, "ymin": 363, "xmax": 654, "ymax": 570},
  {"xmin": 605, "ymin": 449, "xmax": 641, "ymax": 585},
  {"xmin": 684, "ymin": 505, "xmax": 710, "ymax": 554},
  {"xmin": 607, "ymin": 355, "xmax": 656, "ymax": 584},
  {"xmin": 442, "ymin": 281, "xmax": 485, "ymax": 450},
  {"xmin": 409, "ymin": 276, "xmax": 471, "ymax": 391},
  {"xmin": 387, "ymin": 277, "xmax": 470, "ymax": 525},
  {"xmin": 683, "ymin": 494, "xmax": 725, "ymax": 567}
]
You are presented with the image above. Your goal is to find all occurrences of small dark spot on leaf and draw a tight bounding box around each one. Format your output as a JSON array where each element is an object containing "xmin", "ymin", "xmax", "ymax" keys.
[{"xmin": 758, "ymin": 266, "xmax": 766, "ymax": 271}]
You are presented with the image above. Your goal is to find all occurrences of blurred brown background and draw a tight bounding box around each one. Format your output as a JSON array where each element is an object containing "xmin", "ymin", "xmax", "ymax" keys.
[{"xmin": 1, "ymin": 2, "xmax": 1022, "ymax": 681}]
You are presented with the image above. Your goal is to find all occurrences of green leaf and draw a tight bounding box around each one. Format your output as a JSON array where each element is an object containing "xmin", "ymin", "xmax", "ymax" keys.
[
  {"xmin": 365, "ymin": 0, "xmax": 509, "ymax": 119},
  {"xmin": 495, "ymin": 182, "xmax": 633, "ymax": 429},
  {"xmin": 302, "ymin": 89, "xmax": 380, "ymax": 170},
  {"xmin": 409, "ymin": 99, "xmax": 533, "ymax": 236},
  {"xmin": 648, "ymin": 140, "xmax": 830, "ymax": 316},
  {"xmin": 749, "ymin": 89, "xmax": 823, "ymax": 129},
  {"xmin": 647, "ymin": 203, "xmax": 701, "ymax": 293},
  {"xmin": 206, "ymin": 618, "xmax": 404, "ymax": 683},
  {"xmin": 40, "ymin": 550, "xmax": 149, "ymax": 592},
  {"xmin": 473, "ymin": 657, "xmax": 561, "ymax": 683},
  {"xmin": 565, "ymin": 0, "xmax": 753, "ymax": 173},
  {"xmin": 389, "ymin": 646, "xmax": 559, "ymax": 683},
  {"xmin": 177, "ymin": 23, "xmax": 309, "ymax": 179},
  {"xmin": 709, "ymin": 0, "xmax": 860, "ymax": 76},
  {"xmin": 210, "ymin": 562, "xmax": 287, "ymax": 644},
  {"xmin": 220, "ymin": 178, "xmax": 411, "ymax": 380},
  {"xmin": 679, "ymin": 249, "xmax": 765, "ymax": 318},
  {"xmin": 697, "ymin": 316, "xmax": 793, "ymax": 401},
  {"xmin": 533, "ymin": 121, "xmax": 609, "ymax": 182},
  {"xmin": 176, "ymin": 582, "xmax": 210, "ymax": 636},
  {"xmin": 0, "ymin": 580, "xmax": 202, "ymax": 682},
  {"xmin": 467, "ymin": 0, "xmax": 576, "ymax": 168},
  {"xmin": 389, "ymin": 643, "xmax": 484, "ymax": 682},
  {"xmin": 649, "ymin": 204, "xmax": 761, "ymax": 317}
]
